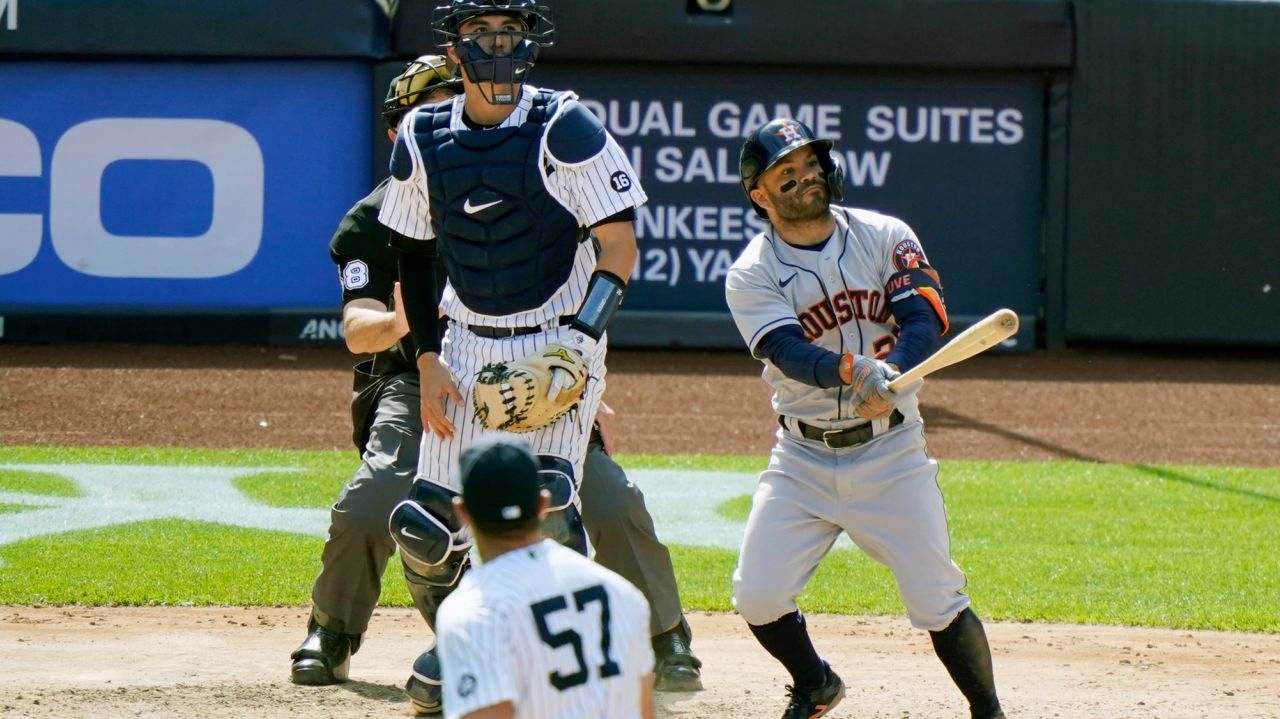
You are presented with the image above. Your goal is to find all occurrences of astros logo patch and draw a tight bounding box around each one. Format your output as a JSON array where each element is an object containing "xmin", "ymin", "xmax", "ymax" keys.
[
  {"xmin": 892, "ymin": 239, "xmax": 926, "ymax": 270},
  {"xmin": 775, "ymin": 120, "xmax": 804, "ymax": 146}
]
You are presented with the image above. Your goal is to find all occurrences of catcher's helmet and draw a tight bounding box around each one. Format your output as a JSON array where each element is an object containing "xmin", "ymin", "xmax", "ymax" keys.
[
  {"xmin": 431, "ymin": 0, "xmax": 555, "ymax": 105},
  {"xmin": 382, "ymin": 55, "xmax": 463, "ymax": 130},
  {"xmin": 739, "ymin": 118, "xmax": 845, "ymax": 219}
]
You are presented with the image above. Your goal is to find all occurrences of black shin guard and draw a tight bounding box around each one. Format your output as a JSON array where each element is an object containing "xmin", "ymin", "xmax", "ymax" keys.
[
  {"xmin": 929, "ymin": 608, "xmax": 1002, "ymax": 718},
  {"xmin": 748, "ymin": 611, "xmax": 827, "ymax": 690},
  {"xmin": 403, "ymin": 559, "xmax": 467, "ymax": 631}
]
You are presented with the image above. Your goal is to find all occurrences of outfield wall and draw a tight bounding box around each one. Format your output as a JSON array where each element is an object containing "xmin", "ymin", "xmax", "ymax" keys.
[{"xmin": 0, "ymin": 0, "xmax": 1274, "ymax": 349}]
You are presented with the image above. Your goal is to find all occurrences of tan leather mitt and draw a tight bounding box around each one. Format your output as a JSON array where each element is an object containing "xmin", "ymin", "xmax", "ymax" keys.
[{"xmin": 472, "ymin": 341, "xmax": 589, "ymax": 432}]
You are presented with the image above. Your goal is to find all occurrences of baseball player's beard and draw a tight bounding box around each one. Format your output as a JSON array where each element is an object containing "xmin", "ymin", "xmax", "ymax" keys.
[{"xmin": 770, "ymin": 183, "xmax": 830, "ymax": 223}]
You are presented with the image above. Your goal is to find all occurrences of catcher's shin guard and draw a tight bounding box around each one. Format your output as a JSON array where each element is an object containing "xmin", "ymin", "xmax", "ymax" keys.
[
  {"xmin": 405, "ymin": 646, "xmax": 443, "ymax": 715},
  {"xmin": 538, "ymin": 455, "xmax": 588, "ymax": 555},
  {"xmin": 403, "ymin": 560, "xmax": 467, "ymax": 631},
  {"xmin": 389, "ymin": 479, "xmax": 472, "ymax": 586}
]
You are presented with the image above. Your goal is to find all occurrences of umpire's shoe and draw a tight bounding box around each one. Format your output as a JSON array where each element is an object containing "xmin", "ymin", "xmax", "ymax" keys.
[
  {"xmin": 290, "ymin": 620, "xmax": 359, "ymax": 685},
  {"xmin": 652, "ymin": 625, "xmax": 703, "ymax": 692},
  {"xmin": 780, "ymin": 663, "xmax": 844, "ymax": 719},
  {"xmin": 404, "ymin": 647, "xmax": 443, "ymax": 716}
]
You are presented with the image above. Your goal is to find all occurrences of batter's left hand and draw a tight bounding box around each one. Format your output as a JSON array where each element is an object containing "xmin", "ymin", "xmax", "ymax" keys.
[{"xmin": 845, "ymin": 354, "xmax": 900, "ymax": 420}]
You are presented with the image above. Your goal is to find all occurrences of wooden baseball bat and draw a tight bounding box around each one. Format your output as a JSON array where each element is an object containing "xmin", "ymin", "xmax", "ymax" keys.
[{"xmin": 887, "ymin": 308, "xmax": 1019, "ymax": 391}]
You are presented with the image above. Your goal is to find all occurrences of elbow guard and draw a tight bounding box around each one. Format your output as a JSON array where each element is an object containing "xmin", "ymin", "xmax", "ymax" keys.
[{"xmin": 885, "ymin": 266, "xmax": 949, "ymax": 335}]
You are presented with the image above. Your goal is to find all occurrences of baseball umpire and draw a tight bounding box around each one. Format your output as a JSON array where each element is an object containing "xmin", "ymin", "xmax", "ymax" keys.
[
  {"xmin": 290, "ymin": 54, "xmax": 464, "ymax": 691},
  {"xmin": 724, "ymin": 118, "xmax": 1006, "ymax": 719},
  {"xmin": 437, "ymin": 435, "xmax": 657, "ymax": 719}
]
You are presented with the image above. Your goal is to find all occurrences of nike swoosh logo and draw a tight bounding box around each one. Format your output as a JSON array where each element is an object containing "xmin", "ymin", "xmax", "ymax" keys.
[
  {"xmin": 780, "ymin": 273, "xmax": 797, "ymax": 288},
  {"xmin": 463, "ymin": 197, "xmax": 503, "ymax": 214},
  {"xmin": 400, "ymin": 527, "xmax": 424, "ymax": 542}
]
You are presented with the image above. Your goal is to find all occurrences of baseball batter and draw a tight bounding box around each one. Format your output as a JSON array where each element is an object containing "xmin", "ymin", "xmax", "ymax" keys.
[
  {"xmin": 437, "ymin": 435, "xmax": 655, "ymax": 719},
  {"xmin": 725, "ymin": 118, "xmax": 1006, "ymax": 719}
]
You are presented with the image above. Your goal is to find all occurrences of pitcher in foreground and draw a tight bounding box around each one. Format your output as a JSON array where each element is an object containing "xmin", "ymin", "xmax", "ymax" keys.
[{"xmin": 435, "ymin": 435, "xmax": 655, "ymax": 719}]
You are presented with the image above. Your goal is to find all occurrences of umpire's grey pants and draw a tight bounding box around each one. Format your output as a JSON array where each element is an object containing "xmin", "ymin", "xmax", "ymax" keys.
[
  {"xmin": 580, "ymin": 429, "xmax": 688, "ymax": 638},
  {"xmin": 311, "ymin": 373, "xmax": 432, "ymax": 636}
]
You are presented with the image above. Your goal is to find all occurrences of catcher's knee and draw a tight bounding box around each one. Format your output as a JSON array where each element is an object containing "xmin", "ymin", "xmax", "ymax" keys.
[
  {"xmin": 389, "ymin": 479, "xmax": 472, "ymax": 587},
  {"xmin": 538, "ymin": 455, "xmax": 588, "ymax": 555}
]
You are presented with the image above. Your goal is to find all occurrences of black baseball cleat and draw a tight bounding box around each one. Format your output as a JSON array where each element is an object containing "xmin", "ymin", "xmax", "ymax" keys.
[
  {"xmin": 975, "ymin": 709, "xmax": 1006, "ymax": 719},
  {"xmin": 652, "ymin": 626, "xmax": 703, "ymax": 692},
  {"xmin": 404, "ymin": 647, "xmax": 444, "ymax": 716},
  {"xmin": 290, "ymin": 620, "xmax": 358, "ymax": 686},
  {"xmin": 780, "ymin": 664, "xmax": 845, "ymax": 719}
]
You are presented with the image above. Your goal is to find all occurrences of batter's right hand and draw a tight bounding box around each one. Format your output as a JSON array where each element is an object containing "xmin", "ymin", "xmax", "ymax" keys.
[
  {"xmin": 417, "ymin": 352, "xmax": 462, "ymax": 440},
  {"xmin": 846, "ymin": 354, "xmax": 901, "ymax": 420}
]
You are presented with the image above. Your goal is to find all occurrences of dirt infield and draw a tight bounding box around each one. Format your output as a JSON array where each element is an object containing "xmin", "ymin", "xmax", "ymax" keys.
[{"xmin": 2, "ymin": 344, "xmax": 1279, "ymax": 718}]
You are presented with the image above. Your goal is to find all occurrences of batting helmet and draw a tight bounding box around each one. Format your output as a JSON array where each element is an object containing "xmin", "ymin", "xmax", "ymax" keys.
[
  {"xmin": 382, "ymin": 55, "xmax": 463, "ymax": 130},
  {"xmin": 430, "ymin": 0, "xmax": 555, "ymax": 104},
  {"xmin": 739, "ymin": 118, "xmax": 845, "ymax": 219}
]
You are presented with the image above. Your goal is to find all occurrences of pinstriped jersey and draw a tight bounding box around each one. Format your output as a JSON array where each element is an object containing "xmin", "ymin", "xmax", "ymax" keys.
[
  {"xmin": 724, "ymin": 205, "xmax": 926, "ymax": 425},
  {"xmin": 436, "ymin": 539, "xmax": 653, "ymax": 719},
  {"xmin": 378, "ymin": 86, "xmax": 647, "ymax": 328}
]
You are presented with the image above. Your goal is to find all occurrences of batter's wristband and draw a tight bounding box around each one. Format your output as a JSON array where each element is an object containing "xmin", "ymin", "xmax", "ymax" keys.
[{"xmin": 570, "ymin": 270, "xmax": 627, "ymax": 341}]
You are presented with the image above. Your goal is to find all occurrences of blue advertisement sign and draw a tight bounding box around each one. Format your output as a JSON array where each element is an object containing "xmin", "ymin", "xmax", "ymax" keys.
[
  {"xmin": 0, "ymin": 61, "xmax": 371, "ymax": 308},
  {"xmin": 535, "ymin": 64, "xmax": 1045, "ymax": 326}
]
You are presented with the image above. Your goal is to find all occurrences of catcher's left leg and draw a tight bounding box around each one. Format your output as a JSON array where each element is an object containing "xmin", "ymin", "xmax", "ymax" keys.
[
  {"xmin": 389, "ymin": 479, "xmax": 473, "ymax": 716},
  {"xmin": 537, "ymin": 454, "xmax": 588, "ymax": 555}
]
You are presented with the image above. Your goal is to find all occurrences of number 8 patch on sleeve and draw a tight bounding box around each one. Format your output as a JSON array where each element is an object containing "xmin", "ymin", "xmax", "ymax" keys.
[{"xmin": 342, "ymin": 260, "xmax": 369, "ymax": 290}]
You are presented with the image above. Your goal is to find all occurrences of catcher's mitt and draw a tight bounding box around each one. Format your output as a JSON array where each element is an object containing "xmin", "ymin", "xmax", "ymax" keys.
[{"xmin": 472, "ymin": 341, "xmax": 589, "ymax": 432}]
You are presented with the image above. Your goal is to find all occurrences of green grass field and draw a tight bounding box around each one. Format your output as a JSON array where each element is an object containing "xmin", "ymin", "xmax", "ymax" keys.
[{"xmin": 1, "ymin": 445, "xmax": 1276, "ymax": 633}]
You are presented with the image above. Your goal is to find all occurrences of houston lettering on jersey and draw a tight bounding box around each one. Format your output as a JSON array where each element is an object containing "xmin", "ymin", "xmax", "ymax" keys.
[{"xmin": 798, "ymin": 288, "xmax": 893, "ymax": 342}]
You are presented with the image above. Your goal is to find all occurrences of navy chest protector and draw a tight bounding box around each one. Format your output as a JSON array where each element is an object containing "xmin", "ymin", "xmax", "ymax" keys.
[{"xmin": 410, "ymin": 91, "xmax": 584, "ymax": 316}]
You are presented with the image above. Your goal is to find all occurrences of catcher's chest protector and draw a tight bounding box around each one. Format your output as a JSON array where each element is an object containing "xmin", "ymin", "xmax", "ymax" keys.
[{"xmin": 412, "ymin": 91, "xmax": 582, "ymax": 316}]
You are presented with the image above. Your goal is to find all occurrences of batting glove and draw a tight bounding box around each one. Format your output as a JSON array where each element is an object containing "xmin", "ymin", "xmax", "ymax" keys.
[{"xmin": 844, "ymin": 354, "xmax": 901, "ymax": 420}]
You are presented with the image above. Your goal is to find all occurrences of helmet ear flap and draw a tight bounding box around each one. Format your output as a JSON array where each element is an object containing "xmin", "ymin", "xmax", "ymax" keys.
[{"xmin": 822, "ymin": 149, "xmax": 845, "ymax": 203}]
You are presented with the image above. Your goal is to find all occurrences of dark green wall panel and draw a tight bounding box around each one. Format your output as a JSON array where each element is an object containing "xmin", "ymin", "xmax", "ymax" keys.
[{"xmin": 1066, "ymin": 0, "xmax": 1280, "ymax": 345}]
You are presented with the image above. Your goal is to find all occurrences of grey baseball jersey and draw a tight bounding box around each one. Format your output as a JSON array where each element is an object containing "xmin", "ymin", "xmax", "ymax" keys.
[
  {"xmin": 378, "ymin": 86, "xmax": 647, "ymax": 329},
  {"xmin": 437, "ymin": 538, "xmax": 653, "ymax": 719},
  {"xmin": 725, "ymin": 205, "xmax": 970, "ymax": 632},
  {"xmin": 725, "ymin": 205, "xmax": 924, "ymax": 427}
]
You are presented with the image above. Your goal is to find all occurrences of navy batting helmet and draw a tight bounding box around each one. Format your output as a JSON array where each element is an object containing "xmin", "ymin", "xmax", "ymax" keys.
[
  {"xmin": 381, "ymin": 55, "xmax": 463, "ymax": 130},
  {"xmin": 739, "ymin": 118, "xmax": 845, "ymax": 219},
  {"xmin": 431, "ymin": 0, "xmax": 555, "ymax": 104}
]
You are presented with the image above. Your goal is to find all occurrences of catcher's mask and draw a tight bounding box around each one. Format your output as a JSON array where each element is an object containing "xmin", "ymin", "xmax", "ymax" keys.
[
  {"xmin": 431, "ymin": 0, "xmax": 555, "ymax": 105},
  {"xmin": 382, "ymin": 54, "xmax": 463, "ymax": 130},
  {"xmin": 739, "ymin": 118, "xmax": 845, "ymax": 219}
]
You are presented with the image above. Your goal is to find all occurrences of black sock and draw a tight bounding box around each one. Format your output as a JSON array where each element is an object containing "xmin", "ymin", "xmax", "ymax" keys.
[
  {"xmin": 748, "ymin": 611, "xmax": 827, "ymax": 689},
  {"xmin": 929, "ymin": 608, "xmax": 1002, "ymax": 717}
]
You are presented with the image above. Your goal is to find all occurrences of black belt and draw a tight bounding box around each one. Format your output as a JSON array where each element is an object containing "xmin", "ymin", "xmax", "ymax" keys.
[
  {"xmin": 464, "ymin": 316, "xmax": 574, "ymax": 339},
  {"xmin": 782, "ymin": 409, "xmax": 904, "ymax": 449}
]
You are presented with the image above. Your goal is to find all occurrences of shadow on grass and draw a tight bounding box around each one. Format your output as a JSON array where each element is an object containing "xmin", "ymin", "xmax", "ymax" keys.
[{"xmin": 928, "ymin": 407, "xmax": 1280, "ymax": 504}]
